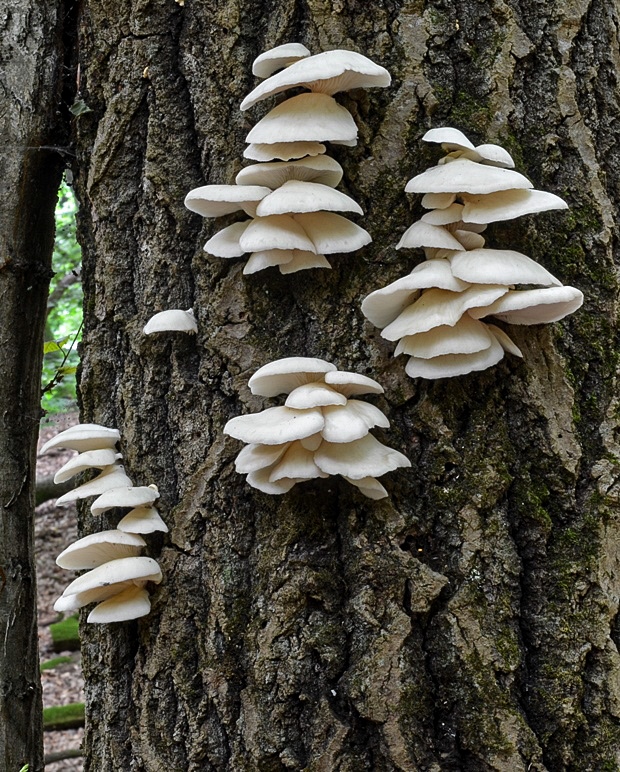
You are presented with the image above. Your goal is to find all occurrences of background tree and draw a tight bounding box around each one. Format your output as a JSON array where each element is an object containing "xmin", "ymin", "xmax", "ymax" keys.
[{"xmin": 69, "ymin": 0, "xmax": 620, "ymax": 769}]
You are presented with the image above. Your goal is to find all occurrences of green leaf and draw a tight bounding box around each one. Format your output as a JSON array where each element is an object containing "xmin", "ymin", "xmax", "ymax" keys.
[
  {"xmin": 43, "ymin": 335, "xmax": 71, "ymax": 354},
  {"xmin": 57, "ymin": 366, "xmax": 77, "ymax": 376},
  {"xmin": 69, "ymin": 98, "xmax": 92, "ymax": 116}
]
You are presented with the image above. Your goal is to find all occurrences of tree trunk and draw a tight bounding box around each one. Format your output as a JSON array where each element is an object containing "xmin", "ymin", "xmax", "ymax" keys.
[
  {"xmin": 72, "ymin": 1, "xmax": 620, "ymax": 769},
  {"xmin": 0, "ymin": 0, "xmax": 70, "ymax": 768}
]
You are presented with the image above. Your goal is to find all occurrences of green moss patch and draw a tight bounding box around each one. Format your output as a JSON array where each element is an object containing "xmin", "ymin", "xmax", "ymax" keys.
[
  {"xmin": 50, "ymin": 614, "xmax": 80, "ymax": 652},
  {"xmin": 43, "ymin": 702, "xmax": 85, "ymax": 731}
]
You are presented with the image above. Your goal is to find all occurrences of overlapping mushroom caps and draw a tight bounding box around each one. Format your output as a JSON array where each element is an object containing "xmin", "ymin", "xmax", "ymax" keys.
[
  {"xmin": 224, "ymin": 357, "xmax": 410, "ymax": 498},
  {"xmin": 184, "ymin": 44, "xmax": 390, "ymax": 274},
  {"xmin": 40, "ymin": 423, "xmax": 167, "ymax": 623},
  {"xmin": 361, "ymin": 127, "xmax": 583, "ymax": 378}
]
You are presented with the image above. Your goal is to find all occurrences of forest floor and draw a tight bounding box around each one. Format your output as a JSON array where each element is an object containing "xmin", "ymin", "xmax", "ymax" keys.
[{"xmin": 37, "ymin": 412, "xmax": 84, "ymax": 771}]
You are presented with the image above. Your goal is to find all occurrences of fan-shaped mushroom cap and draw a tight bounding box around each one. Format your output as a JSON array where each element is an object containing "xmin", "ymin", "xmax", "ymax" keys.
[
  {"xmin": 321, "ymin": 400, "xmax": 390, "ymax": 443},
  {"xmin": 488, "ymin": 324, "xmax": 523, "ymax": 357},
  {"xmin": 204, "ymin": 221, "xmax": 250, "ymax": 258},
  {"xmin": 315, "ymin": 433, "xmax": 410, "ymax": 479},
  {"xmin": 285, "ymin": 382, "xmax": 347, "ymax": 409},
  {"xmin": 256, "ymin": 180, "xmax": 363, "ymax": 217},
  {"xmin": 244, "ymin": 141, "xmax": 327, "ymax": 162},
  {"xmin": 460, "ymin": 188, "xmax": 568, "ymax": 224},
  {"xmin": 278, "ymin": 252, "xmax": 332, "ymax": 273},
  {"xmin": 450, "ymin": 248, "xmax": 562, "ymax": 287},
  {"xmin": 421, "ymin": 192, "xmax": 456, "ymax": 209},
  {"xmin": 55, "ymin": 556, "xmax": 162, "ymax": 611},
  {"xmin": 236, "ymin": 155, "xmax": 343, "ymax": 189},
  {"xmin": 245, "ymin": 467, "xmax": 299, "ymax": 495},
  {"xmin": 269, "ymin": 442, "xmax": 326, "ymax": 482},
  {"xmin": 397, "ymin": 221, "xmax": 466, "ymax": 251},
  {"xmin": 225, "ymin": 405, "xmax": 325, "ymax": 445},
  {"xmin": 87, "ymin": 585, "xmax": 152, "ymax": 624},
  {"xmin": 469, "ymin": 286, "xmax": 584, "ymax": 324},
  {"xmin": 381, "ymin": 285, "xmax": 508, "ymax": 341},
  {"xmin": 54, "ymin": 448, "xmax": 122, "ymax": 484},
  {"xmin": 184, "ymin": 185, "xmax": 270, "ymax": 218},
  {"xmin": 420, "ymin": 203, "xmax": 464, "ymax": 225},
  {"xmin": 295, "ymin": 211, "xmax": 371, "ymax": 254},
  {"xmin": 394, "ymin": 314, "xmax": 494, "ymax": 358},
  {"xmin": 234, "ymin": 443, "xmax": 290, "ymax": 474},
  {"xmin": 90, "ymin": 484, "xmax": 160, "ymax": 516},
  {"xmin": 252, "ymin": 43, "xmax": 312, "ymax": 78},
  {"xmin": 405, "ymin": 158, "xmax": 533, "ymax": 195},
  {"xmin": 143, "ymin": 308, "xmax": 198, "ymax": 335},
  {"xmin": 323, "ymin": 370, "xmax": 384, "ymax": 396},
  {"xmin": 453, "ymin": 230, "xmax": 486, "ymax": 250},
  {"xmin": 361, "ymin": 260, "xmax": 470, "ymax": 329},
  {"xmin": 472, "ymin": 143, "xmax": 515, "ymax": 168},
  {"xmin": 241, "ymin": 49, "xmax": 391, "ymax": 110},
  {"xmin": 343, "ymin": 475, "xmax": 388, "ymax": 500},
  {"xmin": 249, "ymin": 357, "xmax": 337, "ymax": 396},
  {"xmin": 40, "ymin": 423, "xmax": 121, "ymax": 454},
  {"xmin": 243, "ymin": 249, "xmax": 331, "ymax": 274},
  {"xmin": 404, "ymin": 334, "xmax": 505, "ymax": 379},
  {"xmin": 246, "ymin": 93, "xmax": 358, "ymax": 145},
  {"xmin": 117, "ymin": 506, "xmax": 169, "ymax": 534},
  {"xmin": 55, "ymin": 465, "xmax": 133, "ymax": 505},
  {"xmin": 422, "ymin": 127, "xmax": 476, "ymax": 152},
  {"xmin": 240, "ymin": 214, "xmax": 316, "ymax": 253},
  {"xmin": 56, "ymin": 530, "xmax": 146, "ymax": 570}
]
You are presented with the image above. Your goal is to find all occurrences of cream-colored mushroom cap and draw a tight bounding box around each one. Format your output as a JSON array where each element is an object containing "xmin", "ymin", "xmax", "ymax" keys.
[
  {"xmin": 277, "ymin": 252, "xmax": 332, "ymax": 273},
  {"xmin": 56, "ymin": 530, "xmax": 146, "ymax": 570},
  {"xmin": 243, "ymin": 249, "xmax": 330, "ymax": 274},
  {"xmin": 396, "ymin": 221, "xmax": 466, "ymax": 251},
  {"xmin": 450, "ymin": 248, "xmax": 562, "ymax": 287},
  {"xmin": 405, "ymin": 334, "xmax": 505, "ymax": 379},
  {"xmin": 343, "ymin": 475, "xmax": 389, "ymax": 500},
  {"xmin": 240, "ymin": 214, "xmax": 316, "ymax": 253},
  {"xmin": 55, "ymin": 465, "xmax": 133, "ymax": 505},
  {"xmin": 252, "ymin": 43, "xmax": 312, "ymax": 78},
  {"xmin": 323, "ymin": 370, "xmax": 384, "ymax": 396},
  {"xmin": 243, "ymin": 141, "xmax": 327, "ymax": 162},
  {"xmin": 246, "ymin": 93, "xmax": 358, "ymax": 145},
  {"xmin": 294, "ymin": 212, "xmax": 371, "ymax": 254},
  {"xmin": 248, "ymin": 357, "xmax": 337, "ymax": 396},
  {"xmin": 469, "ymin": 286, "xmax": 584, "ymax": 324},
  {"xmin": 320, "ymin": 400, "xmax": 390, "ymax": 443},
  {"xmin": 285, "ymin": 382, "xmax": 347, "ymax": 409},
  {"xmin": 56, "ymin": 556, "xmax": 162, "ymax": 607},
  {"xmin": 420, "ymin": 203, "xmax": 464, "ymax": 225},
  {"xmin": 184, "ymin": 184, "xmax": 270, "ymax": 218},
  {"xmin": 40, "ymin": 423, "xmax": 121, "ymax": 454},
  {"xmin": 87, "ymin": 585, "xmax": 152, "ymax": 624},
  {"xmin": 460, "ymin": 188, "xmax": 568, "ymax": 224},
  {"xmin": 224, "ymin": 405, "xmax": 325, "ymax": 445},
  {"xmin": 405, "ymin": 158, "xmax": 533, "ymax": 195},
  {"xmin": 315, "ymin": 434, "xmax": 411, "ymax": 479},
  {"xmin": 54, "ymin": 448, "xmax": 122, "ymax": 484},
  {"xmin": 422, "ymin": 127, "xmax": 477, "ymax": 152},
  {"xmin": 245, "ymin": 467, "xmax": 299, "ymax": 495},
  {"xmin": 256, "ymin": 180, "xmax": 363, "ymax": 217},
  {"xmin": 241, "ymin": 49, "xmax": 391, "ymax": 110},
  {"xmin": 234, "ymin": 443, "xmax": 290, "ymax": 474},
  {"xmin": 394, "ymin": 314, "xmax": 495, "ymax": 358},
  {"xmin": 236, "ymin": 156, "xmax": 343, "ymax": 189},
  {"xmin": 268, "ymin": 442, "xmax": 327, "ymax": 482},
  {"xmin": 143, "ymin": 308, "xmax": 198, "ymax": 335},
  {"xmin": 204, "ymin": 221, "xmax": 250, "ymax": 258},
  {"xmin": 90, "ymin": 484, "xmax": 160, "ymax": 516},
  {"xmin": 117, "ymin": 506, "xmax": 169, "ymax": 534}
]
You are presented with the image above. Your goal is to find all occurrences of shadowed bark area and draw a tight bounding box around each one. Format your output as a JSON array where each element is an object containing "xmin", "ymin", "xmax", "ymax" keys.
[
  {"xmin": 0, "ymin": 0, "xmax": 72, "ymax": 769},
  {"xmin": 72, "ymin": 0, "xmax": 620, "ymax": 769}
]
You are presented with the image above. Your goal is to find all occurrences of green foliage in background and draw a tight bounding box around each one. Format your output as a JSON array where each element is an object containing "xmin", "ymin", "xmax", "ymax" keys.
[{"xmin": 42, "ymin": 180, "xmax": 82, "ymax": 414}]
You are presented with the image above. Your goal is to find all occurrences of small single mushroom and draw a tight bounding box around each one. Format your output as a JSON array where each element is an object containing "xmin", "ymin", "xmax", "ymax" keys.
[
  {"xmin": 248, "ymin": 357, "xmax": 337, "ymax": 396},
  {"xmin": 143, "ymin": 308, "xmax": 198, "ymax": 335},
  {"xmin": 117, "ymin": 506, "xmax": 169, "ymax": 534},
  {"xmin": 256, "ymin": 180, "xmax": 363, "ymax": 217},
  {"xmin": 405, "ymin": 158, "xmax": 533, "ymax": 195},
  {"xmin": 422, "ymin": 127, "xmax": 477, "ymax": 152},
  {"xmin": 55, "ymin": 464, "xmax": 133, "ymax": 506},
  {"xmin": 450, "ymin": 248, "xmax": 562, "ymax": 287},
  {"xmin": 54, "ymin": 448, "xmax": 122, "ymax": 484},
  {"xmin": 323, "ymin": 370, "xmax": 384, "ymax": 396},
  {"xmin": 421, "ymin": 192, "xmax": 457, "ymax": 209},
  {"xmin": 252, "ymin": 42, "xmax": 312, "ymax": 78},
  {"xmin": 40, "ymin": 423, "xmax": 121, "ymax": 454},
  {"xmin": 469, "ymin": 286, "xmax": 584, "ymax": 324},
  {"xmin": 420, "ymin": 203, "xmax": 464, "ymax": 225},
  {"xmin": 204, "ymin": 221, "xmax": 250, "ymax": 258},
  {"xmin": 234, "ymin": 443, "xmax": 291, "ymax": 474},
  {"xmin": 86, "ymin": 585, "xmax": 152, "ymax": 624},
  {"xmin": 245, "ymin": 467, "xmax": 299, "ymax": 495},
  {"xmin": 224, "ymin": 405, "xmax": 325, "ymax": 445},
  {"xmin": 235, "ymin": 155, "xmax": 343, "ymax": 189},
  {"xmin": 343, "ymin": 475, "xmax": 388, "ymax": 500},
  {"xmin": 56, "ymin": 530, "xmax": 146, "ymax": 570},
  {"xmin": 184, "ymin": 184, "xmax": 271, "ymax": 218},
  {"xmin": 396, "ymin": 221, "xmax": 466, "ymax": 251},
  {"xmin": 243, "ymin": 141, "xmax": 327, "ymax": 162},
  {"xmin": 90, "ymin": 484, "xmax": 160, "ymax": 516},
  {"xmin": 460, "ymin": 188, "xmax": 568, "ymax": 224}
]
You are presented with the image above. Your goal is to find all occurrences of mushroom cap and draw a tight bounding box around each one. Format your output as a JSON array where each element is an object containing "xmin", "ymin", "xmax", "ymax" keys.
[
  {"xmin": 117, "ymin": 506, "xmax": 169, "ymax": 534},
  {"xmin": 249, "ymin": 357, "xmax": 337, "ymax": 396},
  {"xmin": 224, "ymin": 405, "xmax": 325, "ymax": 445},
  {"xmin": 405, "ymin": 158, "xmax": 533, "ymax": 195},
  {"xmin": 56, "ymin": 530, "xmax": 146, "ymax": 570},
  {"xmin": 294, "ymin": 211, "xmax": 371, "ymax": 254},
  {"xmin": 245, "ymin": 467, "xmax": 299, "ymax": 494},
  {"xmin": 278, "ymin": 252, "xmax": 332, "ymax": 273},
  {"xmin": 235, "ymin": 442, "xmax": 290, "ymax": 474},
  {"xmin": 394, "ymin": 314, "xmax": 494, "ymax": 358},
  {"xmin": 460, "ymin": 188, "xmax": 568, "ymax": 224},
  {"xmin": 252, "ymin": 43, "xmax": 312, "ymax": 78},
  {"xmin": 323, "ymin": 370, "xmax": 384, "ymax": 396},
  {"xmin": 235, "ymin": 155, "xmax": 343, "ymax": 189},
  {"xmin": 204, "ymin": 221, "xmax": 250, "ymax": 258},
  {"xmin": 184, "ymin": 185, "xmax": 271, "ymax": 218},
  {"xmin": 246, "ymin": 93, "xmax": 358, "ymax": 145},
  {"xmin": 488, "ymin": 324, "xmax": 523, "ymax": 357},
  {"xmin": 469, "ymin": 286, "xmax": 584, "ymax": 324},
  {"xmin": 396, "ymin": 221, "xmax": 466, "ymax": 251},
  {"xmin": 40, "ymin": 423, "xmax": 121, "ymax": 454},
  {"xmin": 90, "ymin": 484, "xmax": 160, "ymax": 516},
  {"xmin": 57, "ymin": 556, "xmax": 162, "ymax": 607},
  {"xmin": 55, "ymin": 465, "xmax": 133, "ymax": 505},
  {"xmin": 422, "ymin": 127, "xmax": 476, "ymax": 152},
  {"xmin": 421, "ymin": 192, "xmax": 457, "ymax": 210},
  {"xmin": 243, "ymin": 249, "xmax": 318, "ymax": 274},
  {"xmin": 243, "ymin": 141, "xmax": 327, "ymax": 162},
  {"xmin": 453, "ymin": 229, "xmax": 486, "ymax": 250},
  {"xmin": 86, "ymin": 585, "xmax": 152, "ymax": 624},
  {"xmin": 321, "ymin": 400, "xmax": 390, "ymax": 443},
  {"xmin": 361, "ymin": 259, "xmax": 470, "ymax": 329},
  {"xmin": 285, "ymin": 382, "xmax": 347, "ymax": 409},
  {"xmin": 381, "ymin": 285, "xmax": 508, "ymax": 341},
  {"xmin": 268, "ymin": 441, "xmax": 327, "ymax": 482},
  {"xmin": 420, "ymin": 203, "xmax": 464, "ymax": 225},
  {"xmin": 315, "ymin": 433, "xmax": 410, "ymax": 479},
  {"xmin": 472, "ymin": 143, "xmax": 515, "ymax": 169},
  {"xmin": 450, "ymin": 248, "xmax": 562, "ymax": 287},
  {"xmin": 143, "ymin": 308, "xmax": 198, "ymax": 335},
  {"xmin": 343, "ymin": 475, "xmax": 388, "ymax": 500},
  {"xmin": 54, "ymin": 448, "xmax": 122, "ymax": 484},
  {"xmin": 241, "ymin": 49, "xmax": 391, "ymax": 110},
  {"xmin": 240, "ymin": 214, "xmax": 316, "ymax": 253},
  {"xmin": 404, "ymin": 334, "xmax": 505, "ymax": 379},
  {"xmin": 256, "ymin": 180, "xmax": 363, "ymax": 217}
]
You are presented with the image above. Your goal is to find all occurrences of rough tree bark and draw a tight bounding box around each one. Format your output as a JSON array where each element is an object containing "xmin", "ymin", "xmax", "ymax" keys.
[
  {"xmin": 70, "ymin": 1, "xmax": 620, "ymax": 769},
  {"xmin": 0, "ymin": 1, "xmax": 72, "ymax": 769}
]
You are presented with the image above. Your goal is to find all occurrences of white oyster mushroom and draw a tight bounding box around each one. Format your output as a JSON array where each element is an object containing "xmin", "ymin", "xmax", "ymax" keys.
[
  {"xmin": 256, "ymin": 180, "xmax": 363, "ymax": 217},
  {"xmin": 54, "ymin": 448, "xmax": 122, "ymax": 484},
  {"xmin": 56, "ymin": 530, "xmax": 146, "ymax": 570},
  {"xmin": 243, "ymin": 249, "xmax": 328, "ymax": 275},
  {"xmin": 469, "ymin": 286, "xmax": 584, "ymax": 324},
  {"xmin": 285, "ymin": 382, "xmax": 347, "ymax": 409},
  {"xmin": 460, "ymin": 188, "xmax": 568, "ymax": 224},
  {"xmin": 143, "ymin": 308, "xmax": 198, "ymax": 335},
  {"xmin": 224, "ymin": 406, "xmax": 325, "ymax": 445},
  {"xmin": 239, "ymin": 214, "xmax": 317, "ymax": 253},
  {"xmin": 55, "ymin": 464, "xmax": 133, "ymax": 506},
  {"xmin": 90, "ymin": 484, "xmax": 160, "ymax": 516},
  {"xmin": 184, "ymin": 184, "xmax": 271, "ymax": 218},
  {"xmin": 234, "ymin": 443, "xmax": 290, "ymax": 474},
  {"xmin": 243, "ymin": 141, "xmax": 327, "ymax": 162},
  {"xmin": 235, "ymin": 155, "xmax": 343, "ymax": 189},
  {"xmin": 117, "ymin": 506, "xmax": 169, "ymax": 534},
  {"xmin": 268, "ymin": 442, "xmax": 327, "ymax": 482},
  {"xmin": 204, "ymin": 221, "xmax": 250, "ymax": 258},
  {"xmin": 249, "ymin": 357, "xmax": 337, "ymax": 396},
  {"xmin": 294, "ymin": 212, "xmax": 371, "ymax": 254},
  {"xmin": 323, "ymin": 370, "xmax": 384, "ymax": 396},
  {"xmin": 252, "ymin": 43, "xmax": 312, "ymax": 78},
  {"xmin": 87, "ymin": 585, "xmax": 153, "ymax": 624},
  {"xmin": 405, "ymin": 158, "xmax": 533, "ymax": 195},
  {"xmin": 405, "ymin": 334, "xmax": 506, "ymax": 379},
  {"xmin": 40, "ymin": 423, "xmax": 121, "ymax": 454},
  {"xmin": 450, "ymin": 249, "xmax": 562, "ymax": 287},
  {"xmin": 343, "ymin": 476, "xmax": 389, "ymax": 500},
  {"xmin": 321, "ymin": 400, "xmax": 390, "ymax": 443},
  {"xmin": 277, "ymin": 252, "xmax": 332, "ymax": 274},
  {"xmin": 315, "ymin": 434, "xmax": 411, "ymax": 479},
  {"xmin": 396, "ymin": 221, "xmax": 466, "ymax": 251},
  {"xmin": 394, "ymin": 314, "xmax": 495, "ymax": 358}
]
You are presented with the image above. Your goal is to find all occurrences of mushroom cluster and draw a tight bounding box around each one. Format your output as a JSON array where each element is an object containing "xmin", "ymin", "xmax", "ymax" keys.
[
  {"xmin": 184, "ymin": 43, "xmax": 391, "ymax": 274},
  {"xmin": 224, "ymin": 357, "xmax": 410, "ymax": 498},
  {"xmin": 361, "ymin": 127, "xmax": 584, "ymax": 378},
  {"xmin": 40, "ymin": 423, "xmax": 167, "ymax": 623}
]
